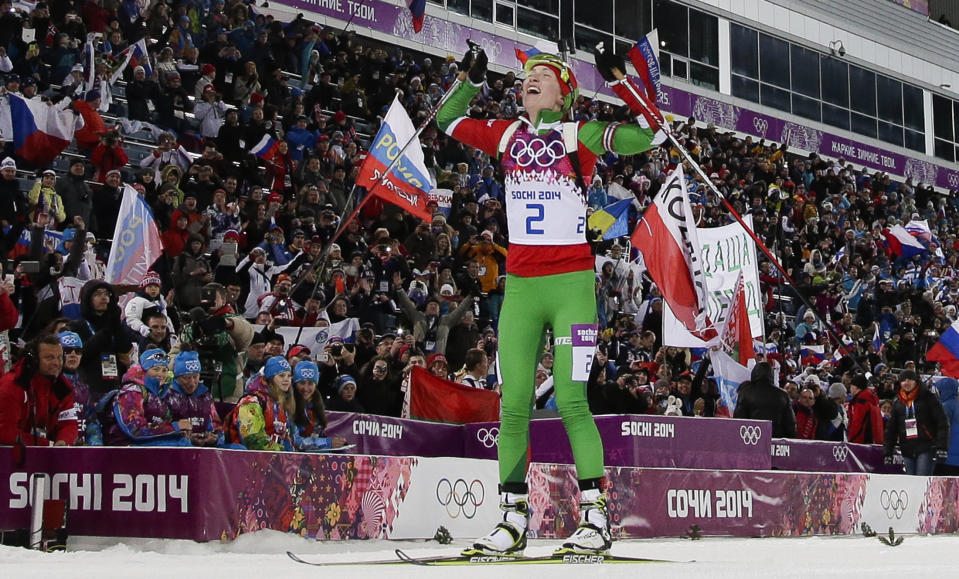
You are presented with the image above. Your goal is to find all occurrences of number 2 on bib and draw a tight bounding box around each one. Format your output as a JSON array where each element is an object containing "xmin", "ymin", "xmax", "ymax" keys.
[{"xmin": 525, "ymin": 203, "xmax": 544, "ymax": 235}]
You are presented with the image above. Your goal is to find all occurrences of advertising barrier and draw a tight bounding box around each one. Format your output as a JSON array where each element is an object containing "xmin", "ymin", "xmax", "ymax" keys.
[{"xmin": 3, "ymin": 448, "xmax": 958, "ymax": 541}]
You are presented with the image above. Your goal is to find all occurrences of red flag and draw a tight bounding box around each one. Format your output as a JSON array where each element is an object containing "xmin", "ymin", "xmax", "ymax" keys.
[
  {"xmin": 632, "ymin": 166, "xmax": 716, "ymax": 342},
  {"xmin": 409, "ymin": 366, "xmax": 500, "ymax": 424},
  {"xmin": 719, "ymin": 271, "xmax": 755, "ymax": 366}
]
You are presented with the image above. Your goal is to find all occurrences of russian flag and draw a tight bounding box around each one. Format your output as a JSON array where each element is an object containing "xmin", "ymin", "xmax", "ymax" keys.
[
  {"xmin": 627, "ymin": 29, "xmax": 663, "ymax": 104},
  {"xmin": 407, "ymin": 0, "xmax": 425, "ymax": 33},
  {"xmin": 105, "ymin": 185, "xmax": 164, "ymax": 286},
  {"xmin": 883, "ymin": 225, "xmax": 926, "ymax": 258},
  {"xmin": 872, "ymin": 324, "xmax": 883, "ymax": 354},
  {"xmin": 928, "ymin": 320, "xmax": 959, "ymax": 378},
  {"xmin": 515, "ymin": 46, "xmax": 542, "ymax": 66},
  {"xmin": 8, "ymin": 93, "xmax": 76, "ymax": 166},
  {"xmin": 129, "ymin": 39, "xmax": 152, "ymax": 77},
  {"xmin": 355, "ymin": 95, "xmax": 434, "ymax": 222},
  {"xmin": 249, "ymin": 134, "xmax": 281, "ymax": 159},
  {"xmin": 800, "ymin": 344, "xmax": 826, "ymax": 366}
]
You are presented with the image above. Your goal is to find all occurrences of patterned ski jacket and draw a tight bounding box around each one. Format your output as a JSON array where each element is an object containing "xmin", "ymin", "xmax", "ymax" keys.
[{"xmin": 436, "ymin": 79, "xmax": 659, "ymax": 278}]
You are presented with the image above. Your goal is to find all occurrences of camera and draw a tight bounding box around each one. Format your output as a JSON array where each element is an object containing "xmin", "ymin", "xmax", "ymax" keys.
[
  {"xmin": 104, "ymin": 130, "xmax": 119, "ymax": 146},
  {"xmin": 200, "ymin": 286, "xmax": 217, "ymax": 307},
  {"xmin": 329, "ymin": 343, "xmax": 343, "ymax": 357}
]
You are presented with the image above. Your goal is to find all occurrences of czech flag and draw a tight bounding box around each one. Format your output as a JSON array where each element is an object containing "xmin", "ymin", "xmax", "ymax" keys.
[
  {"xmin": 627, "ymin": 29, "xmax": 663, "ymax": 104},
  {"xmin": 249, "ymin": 134, "xmax": 281, "ymax": 159},
  {"xmin": 927, "ymin": 320, "xmax": 959, "ymax": 377},
  {"xmin": 355, "ymin": 95, "xmax": 434, "ymax": 222},
  {"xmin": 587, "ymin": 198, "xmax": 632, "ymax": 240},
  {"xmin": 882, "ymin": 225, "xmax": 926, "ymax": 258},
  {"xmin": 8, "ymin": 93, "xmax": 76, "ymax": 166},
  {"xmin": 407, "ymin": 0, "xmax": 426, "ymax": 33}
]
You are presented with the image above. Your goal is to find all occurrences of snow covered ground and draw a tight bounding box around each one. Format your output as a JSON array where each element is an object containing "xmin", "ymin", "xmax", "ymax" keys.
[{"xmin": 2, "ymin": 530, "xmax": 957, "ymax": 578}]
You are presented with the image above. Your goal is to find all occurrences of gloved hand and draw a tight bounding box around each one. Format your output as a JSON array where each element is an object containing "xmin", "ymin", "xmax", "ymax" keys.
[
  {"xmin": 594, "ymin": 41, "xmax": 626, "ymax": 83},
  {"xmin": 883, "ymin": 454, "xmax": 896, "ymax": 465},
  {"xmin": 199, "ymin": 315, "xmax": 227, "ymax": 335},
  {"xmin": 935, "ymin": 448, "xmax": 949, "ymax": 463},
  {"xmin": 467, "ymin": 44, "xmax": 487, "ymax": 85}
]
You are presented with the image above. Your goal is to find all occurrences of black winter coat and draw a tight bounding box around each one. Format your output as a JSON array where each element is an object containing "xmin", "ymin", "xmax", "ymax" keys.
[
  {"xmin": 733, "ymin": 362, "xmax": 797, "ymax": 438},
  {"xmin": 884, "ymin": 386, "xmax": 949, "ymax": 458}
]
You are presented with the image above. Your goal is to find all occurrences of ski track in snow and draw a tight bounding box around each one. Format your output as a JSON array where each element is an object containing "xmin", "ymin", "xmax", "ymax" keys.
[{"xmin": 2, "ymin": 530, "xmax": 957, "ymax": 578}]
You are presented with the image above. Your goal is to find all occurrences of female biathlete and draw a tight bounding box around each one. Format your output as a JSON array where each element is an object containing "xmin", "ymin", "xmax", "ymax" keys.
[{"xmin": 436, "ymin": 44, "xmax": 666, "ymax": 556}]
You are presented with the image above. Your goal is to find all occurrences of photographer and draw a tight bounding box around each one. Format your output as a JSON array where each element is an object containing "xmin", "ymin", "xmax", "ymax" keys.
[
  {"xmin": 171, "ymin": 282, "xmax": 254, "ymax": 402},
  {"xmin": 90, "ymin": 130, "xmax": 129, "ymax": 183},
  {"xmin": 317, "ymin": 336, "xmax": 360, "ymax": 400}
]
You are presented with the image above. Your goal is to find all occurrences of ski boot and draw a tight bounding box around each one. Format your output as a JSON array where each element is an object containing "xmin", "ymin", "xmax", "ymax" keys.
[
  {"xmin": 462, "ymin": 487, "xmax": 530, "ymax": 557},
  {"xmin": 554, "ymin": 487, "xmax": 612, "ymax": 556}
]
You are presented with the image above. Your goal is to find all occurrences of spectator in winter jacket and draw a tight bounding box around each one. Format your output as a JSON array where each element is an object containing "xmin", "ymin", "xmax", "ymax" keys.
[
  {"xmin": 884, "ymin": 369, "xmax": 949, "ymax": 476},
  {"xmin": 125, "ymin": 66, "xmax": 160, "ymax": 121},
  {"xmin": 394, "ymin": 290, "xmax": 474, "ymax": 356},
  {"xmin": 124, "ymin": 271, "xmax": 175, "ymax": 338},
  {"xmin": 226, "ymin": 356, "xmax": 295, "ymax": 450},
  {"xmin": 90, "ymin": 132, "xmax": 130, "ymax": 183},
  {"xmin": 292, "ymin": 360, "xmax": 347, "ymax": 451},
  {"xmin": 58, "ymin": 331, "xmax": 101, "ymax": 445},
  {"xmin": 733, "ymin": 362, "xmax": 797, "ymax": 438},
  {"xmin": 166, "ymin": 352, "xmax": 222, "ymax": 447},
  {"xmin": 27, "ymin": 170, "xmax": 67, "ymax": 226},
  {"xmin": 326, "ymin": 374, "xmax": 364, "ymax": 412},
  {"xmin": 105, "ymin": 349, "xmax": 192, "ymax": 446},
  {"xmin": 793, "ymin": 388, "xmax": 819, "ymax": 439},
  {"xmin": 68, "ymin": 280, "xmax": 134, "ymax": 396},
  {"xmin": 73, "ymin": 91, "xmax": 107, "ymax": 153},
  {"xmin": 58, "ymin": 159, "xmax": 94, "ymax": 228},
  {"xmin": 846, "ymin": 374, "xmax": 884, "ymax": 445},
  {"xmin": 0, "ymin": 335, "xmax": 78, "ymax": 446},
  {"xmin": 172, "ymin": 234, "xmax": 212, "ymax": 310},
  {"xmin": 194, "ymin": 84, "xmax": 228, "ymax": 139}
]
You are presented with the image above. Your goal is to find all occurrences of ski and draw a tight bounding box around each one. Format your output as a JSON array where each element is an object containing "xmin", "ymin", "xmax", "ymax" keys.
[
  {"xmin": 288, "ymin": 548, "xmax": 682, "ymax": 567},
  {"xmin": 395, "ymin": 549, "xmax": 678, "ymax": 565}
]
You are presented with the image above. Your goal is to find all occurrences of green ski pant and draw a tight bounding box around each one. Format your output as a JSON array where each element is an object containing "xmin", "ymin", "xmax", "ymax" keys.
[{"xmin": 496, "ymin": 269, "xmax": 604, "ymax": 484}]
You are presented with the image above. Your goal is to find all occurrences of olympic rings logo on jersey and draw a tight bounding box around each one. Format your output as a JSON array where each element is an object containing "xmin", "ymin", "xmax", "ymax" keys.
[
  {"xmin": 509, "ymin": 137, "xmax": 566, "ymax": 168},
  {"xmin": 832, "ymin": 445, "xmax": 848, "ymax": 462},
  {"xmin": 879, "ymin": 489, "xmax": 908, "ymax": 519},
  {"xmin": 436, "ymin": 478, "xmax": 485, "ymax": 519},
  {"xmin": 739, "ymin": 425, "xmax": 762, "ymax": 445},
  {"xmin": 476, "ymin": 427, "xmax": 499, "ymax": 448}
]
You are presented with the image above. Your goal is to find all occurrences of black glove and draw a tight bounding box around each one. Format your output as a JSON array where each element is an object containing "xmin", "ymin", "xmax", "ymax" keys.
[
  {"xmin": 935, "ymin": 448, "xmax": 949, "ymax": 463},
  {"xmin": 594, "ymin": 41, "xmax": 626, "ymax": 83},
  {"xmin": 462, "ymin": 41, "xmax": 487, "ymax": 85},
  {"xmin": 199, "ymin": 315, "xmax": 227, "ymax": 335}
]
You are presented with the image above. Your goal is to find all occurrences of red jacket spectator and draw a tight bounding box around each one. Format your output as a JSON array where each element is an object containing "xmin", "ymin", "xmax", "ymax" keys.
[
  {"xmin": 0, "ymin": 283, "xmax": 17, "ymax": 331},
  {"xmin": 0, "ymin": 338, "xmax": 78, "ymax": 446},
  {"xmin": 73, "ymin": 95, "xmax": 107, "ymax": 152},
  {"xmin": 847, "ymin": 381, "xmax": 884, "ymax": 445},
  {"xmin": 163, "ymin": 213, "xmax": 191, "ymax": 258}
]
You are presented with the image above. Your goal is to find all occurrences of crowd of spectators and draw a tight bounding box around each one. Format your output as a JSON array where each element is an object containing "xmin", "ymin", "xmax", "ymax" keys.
[{"xmin": 0, "ymin": 1, "xmax": 956, "ymax": 471}]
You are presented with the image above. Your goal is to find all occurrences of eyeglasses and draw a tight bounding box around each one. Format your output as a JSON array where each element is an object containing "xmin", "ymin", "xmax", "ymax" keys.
[{"xmin": 63, "ymin": 348, "xmax": 82, "ymax": 355}]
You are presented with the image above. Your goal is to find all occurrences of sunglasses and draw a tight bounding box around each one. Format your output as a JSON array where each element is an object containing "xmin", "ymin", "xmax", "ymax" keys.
[{"xmin": 63, "ymin": 348, "xmax": 82, "ymax": 354}]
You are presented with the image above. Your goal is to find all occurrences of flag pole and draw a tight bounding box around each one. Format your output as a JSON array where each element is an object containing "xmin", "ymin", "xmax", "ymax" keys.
[{"xmin": 612, "ymin": 70, "xmax": 866, "ymax": 373}]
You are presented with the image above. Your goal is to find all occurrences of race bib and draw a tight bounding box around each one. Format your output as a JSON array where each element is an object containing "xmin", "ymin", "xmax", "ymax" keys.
[
  {"xmin": 505, "ymin": 182, "xmax": 586, "ymax": 246},
  {"xmin": 568, "ymin": 323, "xmax": 598, "ymax": 381}
]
